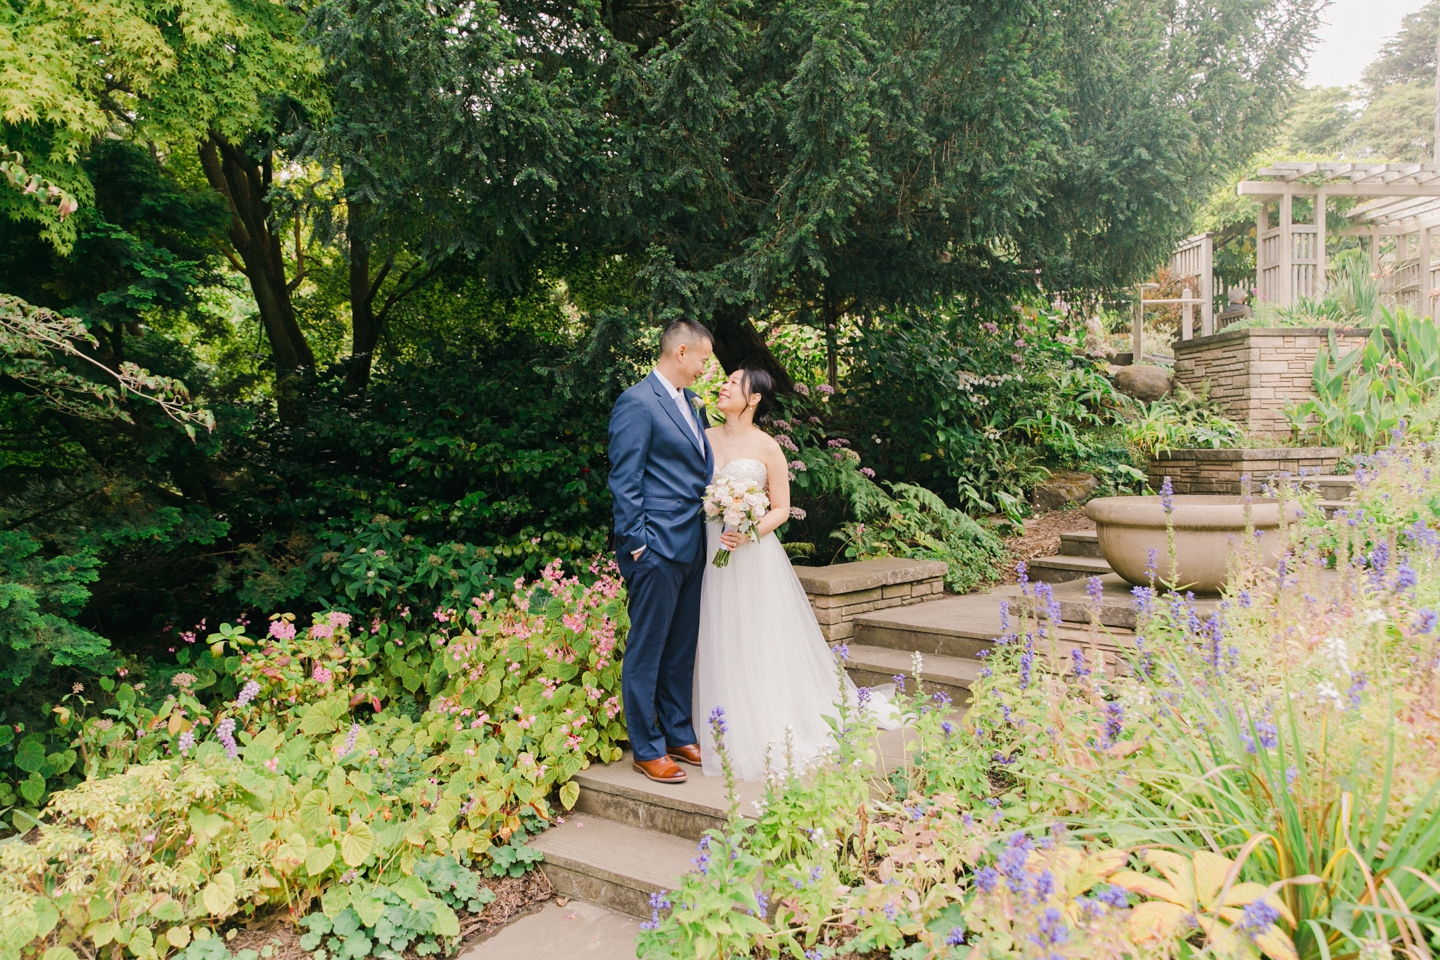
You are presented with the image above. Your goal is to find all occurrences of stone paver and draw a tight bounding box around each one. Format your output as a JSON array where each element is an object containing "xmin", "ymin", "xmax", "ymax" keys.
[{"xmin": 462, "ymin": 900, "xmax": 639, "ymax": 960}]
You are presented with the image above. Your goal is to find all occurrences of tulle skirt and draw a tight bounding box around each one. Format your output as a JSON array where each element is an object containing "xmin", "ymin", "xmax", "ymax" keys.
[{"xmin": 692, "ymin": 522, "xmax": 898, "ymax": 781}]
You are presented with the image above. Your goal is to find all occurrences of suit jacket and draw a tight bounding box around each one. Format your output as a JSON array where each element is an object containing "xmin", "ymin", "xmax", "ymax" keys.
[{"xmin": 608, "ymin": 372, "xmax": 714, "ymax": 562}]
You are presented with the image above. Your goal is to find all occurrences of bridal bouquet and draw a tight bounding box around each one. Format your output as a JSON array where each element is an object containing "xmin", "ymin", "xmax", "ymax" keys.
[{"xmin": 701, "ymin": 477, "xmax": 770, "ymax": 567}]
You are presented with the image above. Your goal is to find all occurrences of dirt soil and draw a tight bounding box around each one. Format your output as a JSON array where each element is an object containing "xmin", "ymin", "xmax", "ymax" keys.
[{"xmin": 224, "ymin": 870, "xmax": 553, "ymax": 960}]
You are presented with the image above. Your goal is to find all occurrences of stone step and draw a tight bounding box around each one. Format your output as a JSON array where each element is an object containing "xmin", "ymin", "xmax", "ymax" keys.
[
  {"xmin": 531, "ymin": 813, "xmax": 697, "ymax": 918},
  {"xmin": 1059, "ymin": 530, "xmax": 1103, "ymax": 558},
  {"xmin": 842, "ymin": 643, "xmax": 983, "ymax": 705},
  {"xmin": 571, "ymin": 751, "xmax": 764, "ymax": 842},
  {"xmin": 1018, "ymin": 573, "xmax": 1219, "ymax": 629},
  {"xmin": 853, "ymin": 593, "xmax": 1004, "ymax": 659},
  {"xmin": 1289, "ymin": 474, "xmax": 1357, "ymax": 500},
  {"xmin": 1026, "ymin": 554, "xmax": 1113, "ymax": 584}
]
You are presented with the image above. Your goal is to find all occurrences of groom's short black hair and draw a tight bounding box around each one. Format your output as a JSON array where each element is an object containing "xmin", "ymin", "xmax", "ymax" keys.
[{"xmin": 659, "ymin": 320, "xmax": 714, "ymax": 357}]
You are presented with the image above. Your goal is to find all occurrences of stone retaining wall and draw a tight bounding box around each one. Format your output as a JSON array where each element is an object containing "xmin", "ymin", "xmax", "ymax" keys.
[
  {"xmin": 794, "ymin": 558, "xmax": 948, "ymax": 642},
  {"xmin": 1149, "ymin": 447, "xmax": 1343, "ymax": 495},
  {"xmin": 1172, "ymin": 327, "xmax": 1370, "ymax": 437}
]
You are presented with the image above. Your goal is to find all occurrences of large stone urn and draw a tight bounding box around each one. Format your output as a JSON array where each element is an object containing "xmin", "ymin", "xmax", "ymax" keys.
[{"xmin": 1085, "ymin": 495, "xmax": 1304, "ymax": 594}]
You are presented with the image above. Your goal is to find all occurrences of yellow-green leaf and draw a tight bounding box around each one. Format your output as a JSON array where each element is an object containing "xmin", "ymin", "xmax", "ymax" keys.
[
  {"xmin": 341, "ymin": 821, "xmax": 375, "ymax": 866},
  {"xmin": 299, "ymin": 789, "xmax": 332, "ymax": 834},
  {"xmin": 559, "ymin": 781, "xmax": 579, "ymax": 811},
  {"xmin": 166, "ymin": 926, "xmax": 192, "ymax": 949},
  {"xmin": 201, "ymin": 872, "xmax": 237, "ymax": 916},
  {"xmin": 305, "ymin": 843, "xmax": 336, "ymax": 877}
]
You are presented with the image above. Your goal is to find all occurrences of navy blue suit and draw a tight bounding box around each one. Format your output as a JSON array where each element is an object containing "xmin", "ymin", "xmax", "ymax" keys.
[{"xmin": 608, "ymin": 372, "xmax": 713, "ymax": 761}]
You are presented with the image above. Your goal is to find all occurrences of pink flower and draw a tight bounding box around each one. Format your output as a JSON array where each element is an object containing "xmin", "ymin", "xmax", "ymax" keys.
[
  {"xmin": 327, "ymin": 611, "xmax": 352, "ymax": 628},
  {"xmin": 776, "ymin": 435, "xmax": 799, "ymax": 452},
  {"xmin": 180, "ymin": 631, "xmax": 197, "ymax": 644},
  {"xmin": 310, "ymin": 622, "xmax": 334, "ymax": 639},
  {"xmin": 789, "ymin": 506, "xmax": 807, "ymax": 520},
  {"xmin": 789, "ymin": 460, "xmax": 807, "ymax": 472},
  {"xmin": 313, "ymin": 666, "xmax": 333, "ymax": 684},
  {"xmin": 268, "ymin": 620, "xmax": 296, "ymax": 641},
  {"xmin": 264, "ymin": 758, "xmax": 280, "ymax": 772},
  {"xmin": 818, "ymin": 384, "xmax": 835, "ymax": 395},
  {"xmin": 794, "ymin": 383, "xmax": 810, "ymax": 396},
  {"xmin": 860, "ymin": 467, "xmax": 876, "ymax": 478}
]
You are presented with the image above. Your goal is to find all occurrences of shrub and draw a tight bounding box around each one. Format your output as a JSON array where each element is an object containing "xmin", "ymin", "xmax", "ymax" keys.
[{"xmin": 0, "ymin": 560, "xmax": 627, "ymax": 960}]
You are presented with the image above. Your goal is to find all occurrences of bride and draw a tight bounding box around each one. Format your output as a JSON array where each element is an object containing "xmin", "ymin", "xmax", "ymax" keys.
[{"xmin": 693, "ymin": 367, "xmax": 897, "ymax": 782}]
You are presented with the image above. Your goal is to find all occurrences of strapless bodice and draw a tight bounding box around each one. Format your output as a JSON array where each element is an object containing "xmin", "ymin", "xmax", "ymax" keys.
[{"xmin": 714, "ymin": 457, "xmax": 768, "ymax": 486}]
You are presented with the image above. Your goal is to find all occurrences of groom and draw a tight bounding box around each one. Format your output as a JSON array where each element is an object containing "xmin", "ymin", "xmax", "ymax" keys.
[{"xmin": 608, "ymin": 320, "xmax": 715, "ymax": 784}]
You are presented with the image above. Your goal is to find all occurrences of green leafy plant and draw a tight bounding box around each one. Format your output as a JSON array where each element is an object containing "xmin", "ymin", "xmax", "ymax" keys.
[
  {"xmin": 1288, "ymin": 306, "xmax": 1440, "ymax": 451},
  {"xmin": 833, "ymin": 482, "xmax": 1008, "ymax": 593},
  {"xmin": 1124, "ymin": 388, "xmax": 1245, "ymax": 460}
]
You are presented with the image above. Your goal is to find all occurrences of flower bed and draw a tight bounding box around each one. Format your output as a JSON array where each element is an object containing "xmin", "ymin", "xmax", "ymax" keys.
[
  {"xmin": 0, "ymin": 562, "xmax": 628, "ymax": 960},
  {"xmin": 638, "ymin": 440, "xmax": 1440, "ymax": 960}
]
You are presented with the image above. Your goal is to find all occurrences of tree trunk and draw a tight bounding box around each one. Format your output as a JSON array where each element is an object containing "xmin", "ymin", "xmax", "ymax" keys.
[
  {"xmin": 198, "ymin": 133, "xmax": 314, "ymax": 382},
  {"xmin": 709, "ymin": 303, "xmax": 794, "ymax": 392},
  {"xmin": 347, "ymin": 224, "xmax": 383, "ymax": 393}
]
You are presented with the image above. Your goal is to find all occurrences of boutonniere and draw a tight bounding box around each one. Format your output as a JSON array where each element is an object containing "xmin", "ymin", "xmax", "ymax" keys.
[{"xmin": 690, "ymin": 395, "xmax": 707, "ymax": 411}]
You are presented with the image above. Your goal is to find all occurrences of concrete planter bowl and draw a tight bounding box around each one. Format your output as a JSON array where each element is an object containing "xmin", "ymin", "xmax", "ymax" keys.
[{"xmin": 1085, "ymin": 495, "xmax": 1304, "ymax": 594}]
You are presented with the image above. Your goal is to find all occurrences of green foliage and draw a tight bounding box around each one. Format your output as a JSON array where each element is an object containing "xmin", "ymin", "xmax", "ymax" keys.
[
  {"xmin": 0, "ymin": 562, "xmax": 624, "ymax": 960},
  {"xmin": 833, "ymin": 482, "xmax": 1007, "ymax": 594},
  {"xmin": 837, "ymin": 302, "xmax": 1139, "ymax": 521},
  {"xmin": 1123, "ymin": 389, "xmax": 1245, "ymax": 460},
  {"xmin": 1287, "ymin": 307, "xmax": 1440, "ymax": 451}
]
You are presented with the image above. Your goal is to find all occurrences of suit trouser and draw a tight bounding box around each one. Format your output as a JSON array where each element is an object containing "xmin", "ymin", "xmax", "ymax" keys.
[{"xmin": 616, "ymin": 541, "xmax": 705, "ymax": 761}]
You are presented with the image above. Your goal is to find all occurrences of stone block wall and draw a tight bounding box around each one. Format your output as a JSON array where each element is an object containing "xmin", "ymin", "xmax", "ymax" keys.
[
  {"xmin": 794, "ymin": 558, "xmax": 948, "ymax": 642},
  {"xmin": 1149, "ymin": 447, "xmax": 1343, "ymax": 496},
  {"xmin": 1172, "ymin": 327, "xmax": 1371, "ymax": 437}
]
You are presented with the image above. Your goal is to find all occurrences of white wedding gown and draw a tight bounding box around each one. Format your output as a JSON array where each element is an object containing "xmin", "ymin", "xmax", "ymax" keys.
[{"xmin": 693, "ymin": 458, "xmax": 899, "ymax": 782}]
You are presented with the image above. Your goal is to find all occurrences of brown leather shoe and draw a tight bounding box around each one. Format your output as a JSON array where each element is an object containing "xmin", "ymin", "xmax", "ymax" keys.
[
  {"xmin": 632, "ymin": 755, "xmax": 687, "ymax": 783},
  {"xmin": 667, "ymin": 743, "xmax": 702, "ymax": 766}
]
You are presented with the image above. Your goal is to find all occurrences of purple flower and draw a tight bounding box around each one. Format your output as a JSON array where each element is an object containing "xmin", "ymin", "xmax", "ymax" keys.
[
  {"xmin": 1033, "ymin": 907, "xmax": 1068, "ymax": 947},
  {"xmin": 215, "ymin": 717, "xmax": 238, "ymax": 760},
  {"xmin": 933, "ymin": 690, "xmax": 952, "ymax": 707},
  {"xmin": 945, "ymin": 928, "xmax": 966, "ymax": 946},
  {"xmin": 342, "ymin": 723, "xmax": 359, "ymax": 756},
  {"xmin": 708, "ymin": 706, "xmax": 727, "ymax": 738},
  {"xmin": 1144, "ymin": 548, "xmax": 1159, "ymax": 583},
  {"xmin": 1238, "ymin": 590, "xmax": 1252, "ymax": 608},
  {"xmin": 1071, "ymin": 648, "xmax": 1090, "ymax": 678},
  {"xmin": 1346, "ymin": 672, "xmax": 1368, "ymax": 710},
  {"xmin": 974, "ymin": 866, "xmax": 999, "ymax": 892},
  {"xmin": 941, "ymin": 721, "xmax": 955, "ymax": 737},
  {"xmin": 893, "ymin": 674, "xmax": 907, "ymax": 693},
  {"xmin": 177, "ymin": 730, "xmax": 195, "ymax": 755},
  {"xmin": 1015, "ymin": 560, "xmax": 1029, "ymax": 587},
  {"xmin": 1236, "ymin": 899, "xmax": 1280, "ymax": 939},
  {"xmin": 1099, "ymin": 701, "xmax": 1124, "ymax": 749},
  {"xmin": 1159, "ymin": 476, "xmax": 1174, "ymax": 514},
  {"xmin": 1394, "ymin": 563, "xmax": 1418, "ymax": 592},
  {"xmin": 1095, "ymin": 884, "xmax": 1129, "ymax": 908},
  {"xmin": 1086, "ymin": 576, "xmax": 1104, "ymax": 608},
  {"xmin": 235, "ymin": 680, "xmax": 261, "ymax": 708},
  {"xmin": 1035, "ymin": 870, "xmax": 1056, "ymax": 899},
  {"xmin": 856, "ymin": 686, "xmax": 872, "ymax": 708},
  {"xmin": 833, "ymin": 644, "xmax": 850, "ymax": 662},
  {"xmin": 1417, "ymin": 609, "xmax": 1438, "ymax": 633}
]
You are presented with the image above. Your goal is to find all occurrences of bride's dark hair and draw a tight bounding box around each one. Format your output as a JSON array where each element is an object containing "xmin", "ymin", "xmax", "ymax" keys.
[{"xmin": 738, "ymin": 367, "xmax": 776, "ymax": 426}]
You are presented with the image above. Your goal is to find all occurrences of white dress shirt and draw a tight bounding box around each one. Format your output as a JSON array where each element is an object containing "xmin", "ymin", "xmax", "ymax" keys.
[{"xmin": 654, "ymin": 369, "xmax": 703, "ymax": 447}]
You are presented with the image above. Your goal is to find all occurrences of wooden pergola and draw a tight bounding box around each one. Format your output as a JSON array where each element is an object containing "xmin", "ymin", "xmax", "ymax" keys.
[{"xmin": 1238, "ymin": 162, "xmax": 1440, "ymax": 317}]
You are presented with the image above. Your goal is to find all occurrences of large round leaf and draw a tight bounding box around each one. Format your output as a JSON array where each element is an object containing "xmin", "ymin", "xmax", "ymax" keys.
[{"xmin": 340, "ymin": 821, "xmax": 375, "ymax": 866}]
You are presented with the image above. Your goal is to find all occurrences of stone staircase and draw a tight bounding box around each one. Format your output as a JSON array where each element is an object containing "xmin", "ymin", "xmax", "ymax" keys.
[
  {"xmin": 1028, "ymin": 530, "xmax": 1114, "ymax": 584},
  {"xmin": 533, "ymin": 563, "xmax": 1006, "ymax": 918}
]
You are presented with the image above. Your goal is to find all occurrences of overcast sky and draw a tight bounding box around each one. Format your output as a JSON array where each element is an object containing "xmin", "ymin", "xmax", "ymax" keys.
[{"xmin": 1305, "ymin": 0, "xmax": 1431, "ymax": 88}]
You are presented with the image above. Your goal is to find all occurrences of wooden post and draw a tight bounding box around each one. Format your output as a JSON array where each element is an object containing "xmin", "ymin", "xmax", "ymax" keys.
[
  {"xmin": 1181, "ymin": 288, "xmax": 1195, "ymax": 341},
  {"xmin": 1132, "ymin": 285, "xmax": 1143, "ymax": 361},
  {"xmin": 1279, "ymin": 190, "xmax": 1294, "ymax": 307},
  {"xmin": 1200, "ymin": 234, "xmax": 1214, "ymax": 336},
  {"xmin": 1423, "ymin": 226, "xmax": 1435, "ymax": 319},
  {"xmin": 1255, "ymin": 200, "xmax": 1269, "ymax": 302},
  {"xmin": 1315, "ymin": 190, "xmax": 1327, "ymax": 298},
  {"xmin": 1369, "ymin": 227, "xmax": 1379, "ymax": 277}
]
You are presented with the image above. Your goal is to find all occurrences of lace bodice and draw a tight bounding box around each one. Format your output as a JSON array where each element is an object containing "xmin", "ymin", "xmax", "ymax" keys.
[{"xmin": 714, "ymin": 457, "xmax": 768, "ymax": 486}]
